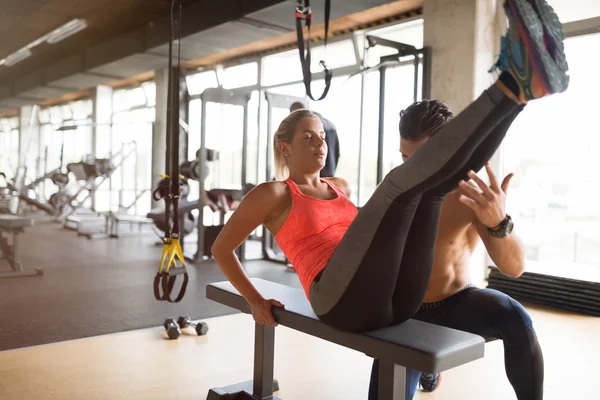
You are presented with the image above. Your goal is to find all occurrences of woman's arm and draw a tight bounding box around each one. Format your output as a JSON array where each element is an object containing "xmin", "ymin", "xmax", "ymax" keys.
[{"xmin": 211, "ymin": 182, "xmax": 285, "ymax": 304}]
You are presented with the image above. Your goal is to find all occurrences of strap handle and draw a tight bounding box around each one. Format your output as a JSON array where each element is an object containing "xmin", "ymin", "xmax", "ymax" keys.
[{"xmin": 295, "ymin": 0, "xmax": 332, "ymax": 101}]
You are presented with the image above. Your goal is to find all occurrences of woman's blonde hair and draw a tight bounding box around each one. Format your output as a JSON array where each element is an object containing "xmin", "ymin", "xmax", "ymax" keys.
[{"xmin": 273, "ymin": 109, "xmax": 318, "ymax": 180}]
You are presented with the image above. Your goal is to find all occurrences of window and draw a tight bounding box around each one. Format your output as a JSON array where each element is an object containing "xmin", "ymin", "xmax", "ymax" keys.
[
  {"xmin": 262, "ymin": 49, "xmax": 303, "ymax": 87},
  {"xmin": 364, "ymin": 19, "xmax": 424, "ymax": 68},
  {"xmin": 186, "ymin": 70, "xmax": 219, "ymax": 96},
  {"xmin": 358, "ymin": 71, "xmax": 380, "ymax": 206},
  {"xmin": 222, "ymin": 62, "xmax": 258, "ymax": 89},
  {"xmin": 500, "ymin": 33, "xmax": 600, "ymax": 281},
  {"xmin": 309, "ymin": 39, "xmax": 357, "ymax": 72},
  {"xmin": 311, "ymin": 75, "xmax": 362, "ymax": 204},
  {"xmin": 0, "ymin": 118, "xmax": 19, "ymax": 178},
  {"xmin": 142, "ymin": 81, "xmax": 156, "ymax": 107}
]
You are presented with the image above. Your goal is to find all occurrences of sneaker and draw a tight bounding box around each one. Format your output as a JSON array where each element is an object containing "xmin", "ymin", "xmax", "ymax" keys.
[
  {"xmin": 420, "ymin": 372, "xmax": 442, "ymax": 392},
  {"xmin": 490, "ymin": 0, "xmax": 569, "ymax": 101}
]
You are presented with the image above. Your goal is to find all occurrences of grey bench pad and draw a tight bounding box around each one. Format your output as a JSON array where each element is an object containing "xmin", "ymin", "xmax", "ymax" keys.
[
  {"xmin": 0, "ymin": 215, "xmax": 33, "ymax": 229},
  {"xmin": 206, "ymin": 278, "xmax": 485, "ymax": 373}
]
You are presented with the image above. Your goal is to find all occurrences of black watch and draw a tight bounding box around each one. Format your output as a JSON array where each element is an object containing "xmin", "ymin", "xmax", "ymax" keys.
[{"xmin": 487, "ymin": 214, "xmax": 513, "ymax": 238}]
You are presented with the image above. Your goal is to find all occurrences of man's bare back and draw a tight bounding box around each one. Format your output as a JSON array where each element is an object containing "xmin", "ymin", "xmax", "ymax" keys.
[{"xmin": 423, "ymin": 190, "xmax": 480, "ymax": 303}]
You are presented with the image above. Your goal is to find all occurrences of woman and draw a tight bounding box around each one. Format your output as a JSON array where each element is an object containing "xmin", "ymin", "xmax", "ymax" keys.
[{"xmin": 212, "ymin": 0, "xmax": 569, "ymax": 333}]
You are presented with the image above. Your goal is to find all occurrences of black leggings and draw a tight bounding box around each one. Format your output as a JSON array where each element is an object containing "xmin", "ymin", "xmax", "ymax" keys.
[
  {"xmin": 369, "ymin": 287, "xmax": 544, "ymax": 400},
  {"xmin": 309, "ymin": 82, "xmax": 524, "ymax": 332}
]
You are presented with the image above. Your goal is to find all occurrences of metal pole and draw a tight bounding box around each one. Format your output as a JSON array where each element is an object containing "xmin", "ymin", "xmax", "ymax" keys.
[
  {"xmin": 421, "ymin": 46, "xmax": 432, "ymax": 100},
  {"xmin": 196, "ymin": 98, "xmax": 207, "ymax": 260},
  {"xmin": 357, "ymin": 73, "xmax": 366, "ymax": 205},
  {"xmin": 242, "ymin": 96, "xmax": 249, "ymax": 186},
  {"xmin": 413, "ymin": 54, "xmax": 420, "ymax": 102},
  {"xmin": 376, "ymin": 66, "xmax": 387, "ymax": 185}
]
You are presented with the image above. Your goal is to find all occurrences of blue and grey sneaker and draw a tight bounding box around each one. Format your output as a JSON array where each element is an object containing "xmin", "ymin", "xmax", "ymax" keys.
[
  {"xmin": 490, "ymin": 0, "xmax": 569, "ymax": 102},
  {"xmin": 420, "ymin": 372, "xmax": 442, "ymax": 393}
]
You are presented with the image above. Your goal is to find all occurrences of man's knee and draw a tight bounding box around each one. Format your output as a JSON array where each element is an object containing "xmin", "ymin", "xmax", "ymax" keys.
[{"xmin": 483, "ymin": 289, "xmax": 536, "ymax": 336}]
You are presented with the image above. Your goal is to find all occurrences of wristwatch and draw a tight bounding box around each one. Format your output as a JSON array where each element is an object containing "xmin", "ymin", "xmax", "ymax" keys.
[{"xmin": 487, "ymin": 214, "xmax": 514, "ymax": 238}]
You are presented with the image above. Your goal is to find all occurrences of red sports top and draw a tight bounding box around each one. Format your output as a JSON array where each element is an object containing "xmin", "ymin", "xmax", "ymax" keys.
[{"xmin": 274, "ymin": 178, "xmax": 358, "ymax": 299}]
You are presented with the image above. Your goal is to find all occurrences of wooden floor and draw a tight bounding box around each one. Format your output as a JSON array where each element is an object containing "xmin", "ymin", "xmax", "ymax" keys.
[{"xmin": 0, "ymin": 303, "xmax": 597, "ymax": 400}]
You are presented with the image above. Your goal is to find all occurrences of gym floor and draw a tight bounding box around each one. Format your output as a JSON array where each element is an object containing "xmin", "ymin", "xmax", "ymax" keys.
[{"xmin": 0, "ymin": 224, "xmax": 598, "ymax": 399}]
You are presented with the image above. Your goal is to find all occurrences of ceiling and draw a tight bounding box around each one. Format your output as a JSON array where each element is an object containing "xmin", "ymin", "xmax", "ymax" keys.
[{"xmin": 0, "ymin": 0, "xmax": 411, "ymax": 114}]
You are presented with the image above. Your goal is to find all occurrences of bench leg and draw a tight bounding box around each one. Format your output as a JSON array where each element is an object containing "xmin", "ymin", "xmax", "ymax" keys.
[
  {"xmin": 0, "ymin": 231, "xmax": 43, "ymax": 279},
  {"xmin": 206, "ymin": 324, "xmax": 280, "ymax": 400},
  {"xmin": 379, "ymin": 360, "xmax": 406, "ymax": 400}
]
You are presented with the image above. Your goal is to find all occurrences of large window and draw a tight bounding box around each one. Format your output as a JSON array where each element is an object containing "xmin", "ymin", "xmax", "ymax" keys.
[
  {"xmin": 0, "ymin": 117, "xmax": 19, "ymax": 179},
  {"xmin": 311, "ymin": 75, "xmax": 362, "ymax": 204},
  {"xmin": 500, "ymin": 32, "xmax": 600, "ymax": 282},
  {"xmin": 39, "ymin": 100, "xmax": 93, "ymax": 201},
  {"xmin": 94, "ymin": 85, "xmax": 155, "ymax": 215}
]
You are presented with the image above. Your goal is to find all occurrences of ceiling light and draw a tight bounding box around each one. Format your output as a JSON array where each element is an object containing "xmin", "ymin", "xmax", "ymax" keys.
[
  {"xmin": 4, "ymin": 49, "xmax": 32, "ymax": 67},
  {"xmin": 46, "ymin": 19, "xmax": 88, "ymax": 44},
  {"xmin": 47, "ymin": 19, "xmax": 88, "ymax": 45}
]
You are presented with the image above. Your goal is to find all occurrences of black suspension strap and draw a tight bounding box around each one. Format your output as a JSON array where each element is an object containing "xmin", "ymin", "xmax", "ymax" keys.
[
  {"xmin": 154, "ymin": 0, "xmax": 188, "ymax": 303},
  {"xmin": 295, "ymin": 0, "xmax": 333, "ymax": 101}
]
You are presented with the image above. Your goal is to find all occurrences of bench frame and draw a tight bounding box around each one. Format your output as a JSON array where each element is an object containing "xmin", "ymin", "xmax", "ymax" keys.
[
  {"xmin": 206, "ymin": 279, "xmax": 486, "ymax": 400},
  {"xmin": 0, "ymin": 220, "xmax": 43, "ymax": 279}
]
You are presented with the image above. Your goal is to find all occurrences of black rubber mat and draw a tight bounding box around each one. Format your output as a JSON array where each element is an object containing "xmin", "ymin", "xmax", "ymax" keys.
[
  {"xmin": 487, "ymin": 267, "xmax": 600, "ymax": 317},
  {"xmin": 0, "ymin": 224, "xmax": 301, "ymax": 351}
]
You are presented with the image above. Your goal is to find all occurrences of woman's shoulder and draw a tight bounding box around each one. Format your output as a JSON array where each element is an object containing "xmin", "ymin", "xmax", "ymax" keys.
[
  {"xmin": 245, "ymin": 180, "xmax": 290, "ymax": 204},
  {"xmin": 325, "ymin": 177, "xmax": 351, "ymax": 198}
]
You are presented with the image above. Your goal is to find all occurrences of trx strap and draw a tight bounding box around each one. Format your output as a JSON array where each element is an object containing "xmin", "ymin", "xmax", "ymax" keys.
[
  {"xmin": 295, "ymin": 0, "xmax": 333, "ymax": 101},
  {"xmin": 154, "ymin": 0, "xmax": 188, "ymax": 303}
]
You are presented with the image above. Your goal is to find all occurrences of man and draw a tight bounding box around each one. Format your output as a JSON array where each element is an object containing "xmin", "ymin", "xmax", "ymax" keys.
[
  {"xmin": 289, "ymin": 102, "xmax": 340, "ymax": 178},
  {"xmin": 369, "ymin": 100, "xmax": 543, "ymax": 400}
]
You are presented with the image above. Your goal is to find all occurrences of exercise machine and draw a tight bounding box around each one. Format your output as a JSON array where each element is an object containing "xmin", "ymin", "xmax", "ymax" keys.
[{"xmin": 0, "ymin": 215, "xmax": 43, "ymax": 279}]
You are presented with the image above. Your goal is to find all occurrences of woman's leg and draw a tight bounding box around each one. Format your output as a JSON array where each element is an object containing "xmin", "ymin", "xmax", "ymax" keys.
[
  {"xmin": 311, "ymin": 83, "xmax": 519, "ymax": 330},
  {"xmin": 389, "ymin": 106, "xmax": 523, "ymax": 324},
  {"xmin": 310, "ymin": 0, "xmax": 569, "ymax": 332}
]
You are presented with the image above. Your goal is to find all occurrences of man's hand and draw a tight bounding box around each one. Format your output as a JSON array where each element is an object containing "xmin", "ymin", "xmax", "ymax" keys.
[{"xmin": 458, "ymin": 162, "xmax": 513, "ymax": 229}]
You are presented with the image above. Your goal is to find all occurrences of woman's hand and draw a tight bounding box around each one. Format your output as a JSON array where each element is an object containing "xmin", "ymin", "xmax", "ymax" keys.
[{"xmin": 249, "ymin": 298, "xmax": 285, "ymax": 327}]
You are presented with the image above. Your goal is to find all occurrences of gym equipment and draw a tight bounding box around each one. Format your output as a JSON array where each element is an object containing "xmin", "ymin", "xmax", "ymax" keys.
[
  {"xmin": 0, "ymin": 215, "xmax": 43, "ymax": 279},
  {"xmin": 163, "ymin": 318, "xmax": 181, "ymax": 340},
  {"xmin": 153, "ymin": 0, "xmax": 188, "ymax": 304},
  {"xmin": 487, "ymin": 266, "xmax": 600, "ymax": 316},
  {"xmin": 206, "ymin": 278, "xmax": 491, "ymax": 400},
  {"xmin": 196, "ymin": 87, "xmax": 251, "ymax": 261},
  {"xmin": 176, "ymin": 316, "xmax": 209, "ymax": 336},
  {"xmin": 295, "ymin": 0, "xmax": 333, "ymax": 101}
]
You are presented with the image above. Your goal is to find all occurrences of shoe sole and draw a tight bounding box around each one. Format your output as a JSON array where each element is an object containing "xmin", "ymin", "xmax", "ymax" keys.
[
  {"xmin": 507, "ymin": 0, "xmax": 568, "ymax": 94},
  {"xmin": 528, "ymin": 0, "xmax": 569, "ymax": 90}
]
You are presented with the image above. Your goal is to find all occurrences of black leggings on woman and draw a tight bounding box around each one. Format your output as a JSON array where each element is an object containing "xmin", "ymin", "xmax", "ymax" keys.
[{"xmin": 309, "ymin": 77, "xmax": 524, "ymax": 332}]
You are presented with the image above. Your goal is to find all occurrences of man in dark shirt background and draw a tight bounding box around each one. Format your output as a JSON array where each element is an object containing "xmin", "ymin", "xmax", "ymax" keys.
[{"xmin": 289, "ymin": 102, "xmax": 340, "ymax": 178}]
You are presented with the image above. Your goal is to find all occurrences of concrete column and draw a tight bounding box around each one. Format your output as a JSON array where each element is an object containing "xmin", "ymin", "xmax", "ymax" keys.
[
  {"xmin": 424, "ymin": 0, "xmax": 502, "ymax": 113},
  {"xmin": 94, "ymin": 85, "xmax": 113, "ymax": 158},
  {"xmin": 423, "ymin": 0, "xmax": 504, "ymax": 285},
  {"xmin": 18, "ymin": 105, "xmax": 40, "ymax": 188},
  {"xmin": 152, "ymin": 68, "xmax": 169, "ymax": 209}
]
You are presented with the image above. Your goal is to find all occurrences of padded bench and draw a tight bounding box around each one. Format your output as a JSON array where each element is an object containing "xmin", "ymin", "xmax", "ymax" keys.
[
  {"xmin": 206, "ymin": 278, "xmax": 486, "ymax": 400},
  {"xmin": 0, "ymin": 215, "xmax": 43, "ymax": 279}
]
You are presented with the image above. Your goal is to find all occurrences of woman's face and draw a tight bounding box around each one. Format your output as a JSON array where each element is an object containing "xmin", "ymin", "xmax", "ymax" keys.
[{"xmin": 282, "ymin": 116, "xmax": 327, "ymax": 175}]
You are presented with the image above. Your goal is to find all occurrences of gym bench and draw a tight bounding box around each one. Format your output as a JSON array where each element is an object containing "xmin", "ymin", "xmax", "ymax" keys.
[
  {"xmin": 81, "ymin": 212, "xmax": 154, "ymax": 239},
  {"xmin": 0, "ymin": 215, "xmax": 43, "ymax": 279},
  {"xmin": 206, "ymin": 278, "xmax": 486, "ymax": 400}
]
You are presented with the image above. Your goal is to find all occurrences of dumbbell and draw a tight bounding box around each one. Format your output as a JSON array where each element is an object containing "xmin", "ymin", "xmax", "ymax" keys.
[
  {"xmin": 177, "ymin": 316, "xmax": 209, "ymax": 336},
  {"xmin": 163, "ymin": 318, "xmax": 181, "ymax": 340}
]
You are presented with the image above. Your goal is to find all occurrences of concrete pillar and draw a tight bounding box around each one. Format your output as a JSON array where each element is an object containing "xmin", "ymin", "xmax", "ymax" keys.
[
  {"xmin": 424, "ymin": 0, "xmax": 502, "ymax": 113},
  {"xmin": 18, "ymin": 105, "xmax": 40, "ymax": 188},
  {"xmin": 423, "ymin": 0, "xmax": 504, "ymax": 285},
  {"xmin": 94, "ymin": 86, "xmax": 113, "ymax": 158}
]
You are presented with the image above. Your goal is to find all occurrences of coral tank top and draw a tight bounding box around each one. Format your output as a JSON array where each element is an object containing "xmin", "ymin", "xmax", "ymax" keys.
[{"xmin": 274, "ymin": 178, "xmax": 358, "ymax": 299}]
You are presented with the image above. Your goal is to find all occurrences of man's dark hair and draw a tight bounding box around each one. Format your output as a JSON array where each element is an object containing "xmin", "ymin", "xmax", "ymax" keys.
[
  {"xmin": 289, "ymin": 101, "xmax": 306, "ymax": 113},
  {"xmin": 399, "ymin": 100, "xmax": 454, "ymax": 141}
]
